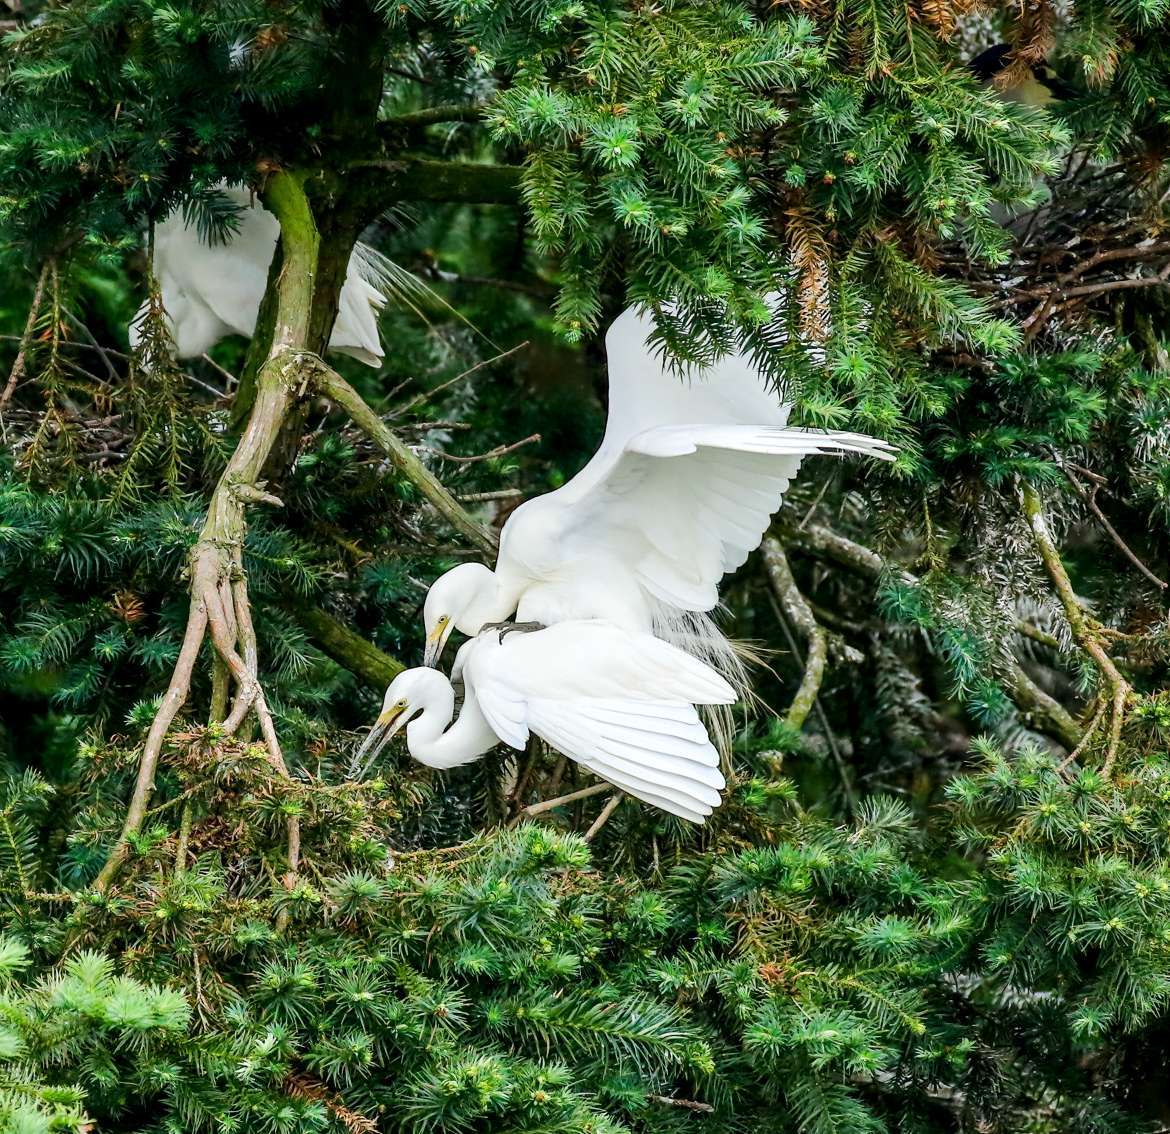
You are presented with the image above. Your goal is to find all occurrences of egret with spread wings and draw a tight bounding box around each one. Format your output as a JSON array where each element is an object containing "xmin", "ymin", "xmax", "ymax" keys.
[
  {"xmin": 129, "ymin": 185, "xmax": 392, "ymax": 367},
  {"xmin": 356, "ymin": 622, "xmax": 736, "ymax": 822},
  {"xmin": 422, "ymin": 304, "xmax": 894, "ymax": 670}
]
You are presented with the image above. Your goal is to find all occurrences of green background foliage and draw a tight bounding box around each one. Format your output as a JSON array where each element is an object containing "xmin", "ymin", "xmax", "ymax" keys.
[{"xmin": 3, "ymin": 0, "xmax": 1170, "ymax": 1130}]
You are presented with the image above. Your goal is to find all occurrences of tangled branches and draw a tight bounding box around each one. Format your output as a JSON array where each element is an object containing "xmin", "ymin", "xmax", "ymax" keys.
[{"xmin": 949, "ymin": 157, "xmax": 1170, "ymax": 343}]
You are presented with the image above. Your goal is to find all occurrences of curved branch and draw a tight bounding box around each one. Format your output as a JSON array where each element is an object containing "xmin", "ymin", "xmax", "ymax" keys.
[
  {"xmin": 1003, "ymin": 660, "xmax": 1082, "ymax": 749},
  {"xmin": 1021, "ymin": 482, "xmax": 1132, "ymax": 773},
  {"xmin": 761, "ymin": 538, "xmax": 827, "ymax": 730}
]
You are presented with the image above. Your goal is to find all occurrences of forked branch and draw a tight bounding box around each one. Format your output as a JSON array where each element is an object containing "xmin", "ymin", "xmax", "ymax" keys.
[{"xmin": 94, "ymin": 171, "xmax": 322, "ymax": 895}]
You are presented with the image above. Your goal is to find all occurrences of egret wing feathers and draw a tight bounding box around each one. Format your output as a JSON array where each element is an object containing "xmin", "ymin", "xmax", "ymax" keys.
[
  {"xmin": 130, "ymin": 185, "xmax": 390, "ymax": 368},
  {"xmin": 462, "ymin": 624, "xmax": 733, "ymax": 821}
]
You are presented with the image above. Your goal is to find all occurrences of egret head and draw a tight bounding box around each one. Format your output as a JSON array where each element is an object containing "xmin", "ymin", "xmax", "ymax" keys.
[
  {"xmin": 422, "ymin": 563, "xmax": 498, "ymax": 667},
  {"xmin": 354, "ymin": 668, "xmax": 451, "ymax": 767}
]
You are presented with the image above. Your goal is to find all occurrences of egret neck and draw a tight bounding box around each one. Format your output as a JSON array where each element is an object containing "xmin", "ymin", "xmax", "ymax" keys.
[{"xmin": 404, "ymin": 677, "xmax": 499, "ymax": 770}]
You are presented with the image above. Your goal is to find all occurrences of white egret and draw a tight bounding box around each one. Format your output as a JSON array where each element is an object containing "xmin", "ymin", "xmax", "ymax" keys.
[
  {"xmin": 422, "ymin": 304, "xmax": 895, "ymax": 669},
  {"xmin": 355, "ymin": 621, "xmax": 736, "ymax": 822},
  {"xmin": 129, "ymin": 185, "xmax": 391, "ymax": 366}
]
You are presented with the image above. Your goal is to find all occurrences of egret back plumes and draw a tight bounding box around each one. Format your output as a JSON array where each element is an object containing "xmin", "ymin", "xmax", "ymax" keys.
[
  {"xmin": 421, "ymin": 305, "xmax": 895, "ymax": 706},
  {"xmin": 358, "ymin": 622, "xmax": 736, "ymax": 822},
  {"xmin": 129, "ymin": 185, "xmax": 391, "ymax": 367}
]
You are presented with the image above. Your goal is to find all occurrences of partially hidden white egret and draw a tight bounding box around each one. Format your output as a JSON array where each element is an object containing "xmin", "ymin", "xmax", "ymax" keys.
[
  {"xmin": 129, "ymin": 185, "xmax": 391, "ymax": 366},
  {"xmin": 355, "ymin": 621, "xmax": 736, "ymax": 822},
  {"xmin": 422, "ymin": 304, "xmax": 895, "ymax": 671}
]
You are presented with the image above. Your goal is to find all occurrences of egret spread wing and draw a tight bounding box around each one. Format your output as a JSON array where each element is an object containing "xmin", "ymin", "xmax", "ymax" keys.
[
  {"xmin": 463, "ymin": 624, "xmax": 734, "ymax": 821},
  {"xmin": 502, "ymin": 306, "xmax": 893, "ymax": 613},
  {"xmin": 548, "ymin": 305, "xmax": 791, "ymax": 509},
  {"xmin": 136, "ymin": 186, "xmax": 389, "ymax": 368},
  {"xmin": 592, "ymin": 425, "xmax": 894, "ymax": 610}
]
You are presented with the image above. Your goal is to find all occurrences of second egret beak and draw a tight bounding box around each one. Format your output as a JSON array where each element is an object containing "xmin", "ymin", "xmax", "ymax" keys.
[
  {"xmin": 422, "ymin": 618, "xmax": 453, "ymax": 668},
  {"xmin": 353, "ymin": 703, "xmax": 408, "ymax": 770}
]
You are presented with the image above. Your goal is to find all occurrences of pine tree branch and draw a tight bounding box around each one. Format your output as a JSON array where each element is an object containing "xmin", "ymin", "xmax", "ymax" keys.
[
  {"xmin": 1021, "ymin": 482, "xmax": 1131, "ymax": 773},
  {"xmin": 761, "ymin": 537, "xmax": 827, "ymax": 731},
  {"xmin": 379, "ymin": 104, "xmax": 486, "ymax": 131},
  {"xmin": 286, "ymin": 601, "xmax": 404, "ymax": 688},
  {"xmin": 311, "ymin": 361, "xmax": 498, "ymax": 556},
  {"xmin": 351, "ymin": 157, "xmax": 522, "ymax": 205},
  {"xmin": 778, "ymin": 519, "xmax": 1085, "ymax": 753},
  {"xmin": 780, "ymin": 519, "xmax": 1058, "ymax": 648}
]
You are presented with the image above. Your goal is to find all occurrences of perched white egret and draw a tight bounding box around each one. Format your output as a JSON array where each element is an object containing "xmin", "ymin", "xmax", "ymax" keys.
[
  {"xmin": 129, "ymin": 185, "xmax": 391, "ymax": 366},
  {"xmin": 422, "ymin": 304, "xmax": 895, "ymax": 670},
  {"xmin": 355, "ymin": 621, "xmax": 736, "ymax": 822}
]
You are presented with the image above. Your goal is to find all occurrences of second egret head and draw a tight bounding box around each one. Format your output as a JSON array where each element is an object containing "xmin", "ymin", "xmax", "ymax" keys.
[
  {"xmin": 353, "ymin": 667, "xmax": 453, "ymax": 769},
  {"xmin": 422, "ymin": 562, "xmax": 500, "ymax": 667}
]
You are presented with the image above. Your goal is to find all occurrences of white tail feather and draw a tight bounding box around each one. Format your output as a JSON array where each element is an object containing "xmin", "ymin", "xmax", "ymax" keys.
[{"xmin": 647, "ymin": 599, "xmax": 756, "ymax": 763}]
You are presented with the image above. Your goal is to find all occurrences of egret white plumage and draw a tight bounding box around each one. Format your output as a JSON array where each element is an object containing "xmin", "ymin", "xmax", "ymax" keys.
[
  {"xmin": 422, "ymin": 304, "xmax": 895, "ymax": 670},
  {"xmin": 129, "ymin": 185, "xmax": 391, "ymax": 366},
  {"xmin": 356, "ymin": 621, "xmax": 736, "ymax": 822}
]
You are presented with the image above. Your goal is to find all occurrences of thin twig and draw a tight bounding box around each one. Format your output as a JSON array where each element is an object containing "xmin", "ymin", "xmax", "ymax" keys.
[
  {"xmin": 457, "ymin": 488, "xmax": 524, "ymax": 503},
  {"xmin": 1058, "ymin": 697, "xmax": 1107, "ymax": 774},
  {"xmin": 393, "ymin": 340, "xmax": 529, "ymax": 418},
  {"xmin": 0, "ymin": 259, "xmax": 51, "ymax": 415},
  {"xmin": 60, "ymin": 308, "xmax": 119, "ymax": 384},
  {"xmin": 1062, "ymin": 467, "xmax": 1167, "ymax": 589},
  {"xmin": 421, "ymin": 433, "xmax": 539, "ymax": 464},
  {"xmin": 583, "ymin": 792, "xmax": 624, "ymax": 841},
  {"xmin": 648, "ymin": 1095, "xmax": 715, "ymax": 1114},
  {"xmin": 514, "ymin": 781, "xmax": 611, "ymax": 822}
]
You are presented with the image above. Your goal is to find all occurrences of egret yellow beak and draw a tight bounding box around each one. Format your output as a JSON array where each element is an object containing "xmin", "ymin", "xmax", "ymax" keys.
[
  {"xmin": 422, "ymin": 619, "xmax": 453, "ymax": 668},
  {"xmin": 353, "ymin": 703, "xmax": 408, "ymax": 769}
]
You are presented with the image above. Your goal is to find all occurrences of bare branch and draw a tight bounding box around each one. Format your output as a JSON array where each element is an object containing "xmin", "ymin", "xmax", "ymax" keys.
[
  {"xmin": 761, "ymin": 538, "xmax": 827, "ymax": 731},
  {"xmin": 1021, "ymin": 482, "xmax": 1131, "ymax": 773},
  {"xmin": 312, "ymin": 360, "xmax": 498, "ymax": 556},
  {"xmin": 583, "ymin": 792, "xmax": 624, "ymax": 841},
  {"xmin": 514, "ymin": 781, "xmax": 612, "ymax": 823}
]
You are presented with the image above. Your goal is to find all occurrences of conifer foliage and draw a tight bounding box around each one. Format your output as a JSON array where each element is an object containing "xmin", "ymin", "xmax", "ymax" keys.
[{"xmin": 2, "ymin": 0, "xmax": 1170, "ymax": 1130}]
